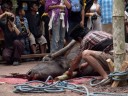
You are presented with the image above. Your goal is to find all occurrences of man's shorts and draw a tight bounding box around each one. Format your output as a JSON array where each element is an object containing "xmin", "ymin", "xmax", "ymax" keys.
[
  {"xmin": 29, "ymin": 33, "xmax": 47, "ymax": 45},
  {"xmin": 93, "ymin": 51, "xmax": 113, "ymax": 72}
]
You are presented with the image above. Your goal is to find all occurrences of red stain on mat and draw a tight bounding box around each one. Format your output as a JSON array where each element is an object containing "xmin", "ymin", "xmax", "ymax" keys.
[{"xmin": 0, "ymin": 77, "xmax": 28, "ymax": 84}]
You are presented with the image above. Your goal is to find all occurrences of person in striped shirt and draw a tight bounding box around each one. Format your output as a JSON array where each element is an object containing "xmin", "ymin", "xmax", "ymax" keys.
[{"xmin": 67, "ymin": 24, "xmax": 113, "ymax": 84}]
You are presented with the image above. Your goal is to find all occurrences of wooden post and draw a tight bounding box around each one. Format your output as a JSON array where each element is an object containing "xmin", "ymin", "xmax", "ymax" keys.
[
  {"xmin": 113, "ymin": 0, "xmax": 125, "ymax": 72},
  {"xmin": 112, "ymin": 0, "xmax": 125, "ymax": 87}
]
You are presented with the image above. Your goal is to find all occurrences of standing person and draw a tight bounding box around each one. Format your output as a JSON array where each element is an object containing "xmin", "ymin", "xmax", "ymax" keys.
[
  {"xmin": 67, "ymin": 0, "xmax": 85, "ymax": 43},
  {"xmin": 26, "ymin": 3, "xmax": 47, "ymax": 54},
  {"xmin": 0, "ymin": 12, "xmax": 25, "ymax": 65},
  {"xmin": 83, "ymin": 0, "xmax": 94, "ymax": 28},
  {"xmin": 66, "ymin": 24, "xmax": 113, "ymax": 83},
  {"xmin": 45, "ymin": 0, "xmax": 71, "ymax": 53},
  {"xmin": 98, "ymin": 0, "xmax": 113, "ymax": 34},
  {"xmin": 86, "ymin": 0, "xmax": 102, "ymax": 31},
  {"xmin": 38, "ymin": 0, "xmax": 50, "ymax": 53}
]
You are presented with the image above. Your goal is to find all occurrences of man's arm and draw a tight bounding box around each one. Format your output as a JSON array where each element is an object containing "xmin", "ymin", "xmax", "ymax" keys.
[
  {"xmin": 80, "ymin": 6, "xmax": 85, "ymax": 27},
  {"xmin": 9, "ymin": 19, "xmax": 21, "ymax": 35},
  {"xmin": 13, "ymin": 24, "xmax": 20, "ymax": 35},
  {"xmin": 49, "ymin": 4, "xmax": 65, "ymax": 10},
  {"xmin": 67, "ymin": 52, "xmax": 82, "ymax": 77},
  {"xmin": 64, "ymin": 0, "xmax": 71, "ymax": 9},
  {"xmin": 0, "ymin": 12, "xmax": 13, "ymax": 19}
]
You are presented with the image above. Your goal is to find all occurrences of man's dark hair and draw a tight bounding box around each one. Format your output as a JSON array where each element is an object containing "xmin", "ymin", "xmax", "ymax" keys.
[
  {"xmin": 15, "ymin": 7, "xmax": 23, "ymax": 15},
  {"xmin": 70, "ymin": 24, "xmax": 90, "ymax": 41},
  {"xmin": 1, "ymin": 3, "xmax": 9, "ymax": 11},
  {"xmin": 29, "ymin": 2, "xmax": 38, "ymax": 8},
  {"xmin": 1, "ymin": 0, "xmax": 13, "ymax": 11},
  {"xmin": 29, "ymin": 3, "xmax": 35, "ymax": 8}
]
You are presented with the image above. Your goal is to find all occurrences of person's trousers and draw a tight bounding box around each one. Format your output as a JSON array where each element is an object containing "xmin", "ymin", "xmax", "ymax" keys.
[
  {"xmin": 67, "ymin": 20, "xmax": 79, "ymax": 43},
  {"xmin": 2, "ymin": 40, "xmax": 24, "ymax": 63},
  {"xmin": 51, "ymin": 18, "xmax": 65, "ymax": 53}
]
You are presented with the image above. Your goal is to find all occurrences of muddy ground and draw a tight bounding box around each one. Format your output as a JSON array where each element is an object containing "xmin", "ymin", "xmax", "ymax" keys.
[{"xmin": 0, "ymin": 61, "xmax": 128, "ymax": 96}]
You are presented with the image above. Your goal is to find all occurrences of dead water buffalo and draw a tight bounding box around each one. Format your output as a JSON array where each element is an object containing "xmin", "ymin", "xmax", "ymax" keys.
[
  {"xmin": 27, "ymin": 40, "xmax": 94, "ymax": 81},
  {"xmin": 27, "ymin": 57, "xmax": 69, "ymax": 81}
]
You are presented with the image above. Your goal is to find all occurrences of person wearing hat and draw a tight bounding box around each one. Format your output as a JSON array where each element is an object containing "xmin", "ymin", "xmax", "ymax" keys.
[{"xmin": 66, "ymin": 24, "xmax": 113, "ymax": 83}]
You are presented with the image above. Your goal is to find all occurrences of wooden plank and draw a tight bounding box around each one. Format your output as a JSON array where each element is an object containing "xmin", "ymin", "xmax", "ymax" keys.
[
  {"xmin": 21, "ymin": 53, "xmax": 49, "ymax": 59},
  {"xmin": 106, "ymin": 59, "xmax": 114, "ymax": 72}
]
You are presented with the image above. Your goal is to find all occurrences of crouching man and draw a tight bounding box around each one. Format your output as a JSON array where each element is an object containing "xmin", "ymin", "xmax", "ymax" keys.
[
  {"xmin": 66, "ymin": 24, "xmax": 113, "ymax": 82},
  {"xmin": 0, "ymin": 12, "xmax": 26, "ymax": 65}
]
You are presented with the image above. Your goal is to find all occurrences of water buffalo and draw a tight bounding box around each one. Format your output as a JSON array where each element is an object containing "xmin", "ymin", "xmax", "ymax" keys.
[{"xmin": 27, "ymin": 40, "xmax": 94, "ymax": 81}]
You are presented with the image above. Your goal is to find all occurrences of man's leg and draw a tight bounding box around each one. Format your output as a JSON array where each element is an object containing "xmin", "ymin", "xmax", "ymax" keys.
[
  {"xmin": 40, "ymin": 43, "xmax": 46, "ymax": 53},
  {"xmin": 44, "ymin": 17, "xmax": 50, "ymax": 53},
  {"xmin": 37, "ymin": 35, "xmax": 47, "ymax": 53},
  {"xmin": 82, "ymin": 50, "xmax": 109, "ymax": 79},
  {"xmin": 13, "ymin": 40, "xmax": 24, "ymax": 63},
  {"xmin": 67, "ymin": 21, "xmax": 78, "ymax": 43},
  {"xmin": 58, "ymin": 20, "xmax": 65, "ymax": 50},
  {"xmin": 51, "ymin": 18, "xmax": 61, "ymax": 53},
  {"xmin": 31, "ymin": 44, "xmax": 37, "ymax": 54},
  {"xmin": 2, "ymin": 48, "xmax": 13, "ymax": 64},
  {"xmin": 29, "ymin": 33, "xmax": 37, "ymax": 54}
]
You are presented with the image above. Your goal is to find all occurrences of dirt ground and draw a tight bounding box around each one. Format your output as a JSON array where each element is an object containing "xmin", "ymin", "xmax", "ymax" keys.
[{"xmin": 0, "ymin": 61, "xmax": 128, "ymax": 96}]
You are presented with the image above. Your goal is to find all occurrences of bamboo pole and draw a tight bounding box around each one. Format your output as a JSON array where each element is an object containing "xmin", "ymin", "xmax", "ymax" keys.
[
  {"xmin": 112, "ymin": 0, "xmax": 125, "ymax": 87},
  {"xmin": 113, "ymin": 0, "xmax": 125, "ymax": 72}
]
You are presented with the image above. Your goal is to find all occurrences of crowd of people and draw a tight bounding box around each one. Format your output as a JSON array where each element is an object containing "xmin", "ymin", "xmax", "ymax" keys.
[
  {"xmin": 0, "ymin": 0, "xmax": 127, "ymax": 82},
  {"xmin": 0, "ymin": 0, "xmax": 90, "ymax": 65}
]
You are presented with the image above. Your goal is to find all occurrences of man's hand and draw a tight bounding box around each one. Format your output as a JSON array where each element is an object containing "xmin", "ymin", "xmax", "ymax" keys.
[
  {"xmin": 80, "ymin": 20, "xmax": 84, "ymax": 28},
  {"xmin": 66, "ymin": 68, "xmax": 73, "ymax": 77},
  {"xmin": 5, "ymin": 12, "xmax": 14, "ymax": 18},
  {"xmin": 5, "ymin": 12, "xmax": 13, "ymax": 16}
]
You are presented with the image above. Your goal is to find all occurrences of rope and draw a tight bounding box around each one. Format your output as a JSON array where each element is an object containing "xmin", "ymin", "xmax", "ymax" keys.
[
  {"xmin": 91, "ymin": 92, "xmax": 128, "ymax": 96},
  {"xmin": 108, "ymin": 71, "xmax": 128, "ymax": 81},
  {"xmin": 90, "ymin": 71, "xmax": 128, "ymax": 87},
  {"xmin": 90, "ymin": 78, "xmax": 110, "ymax": 87},
  {"xmin": 14, "ymin": 81, "xmax": 90, "ymax": 95},
  {"xmin": 13, "ymin": 76, "xmax": 90, "ymax": 96},
  {"xmin": 13, "ymin": 76, "xmax": 128, "ymax": 96}
]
